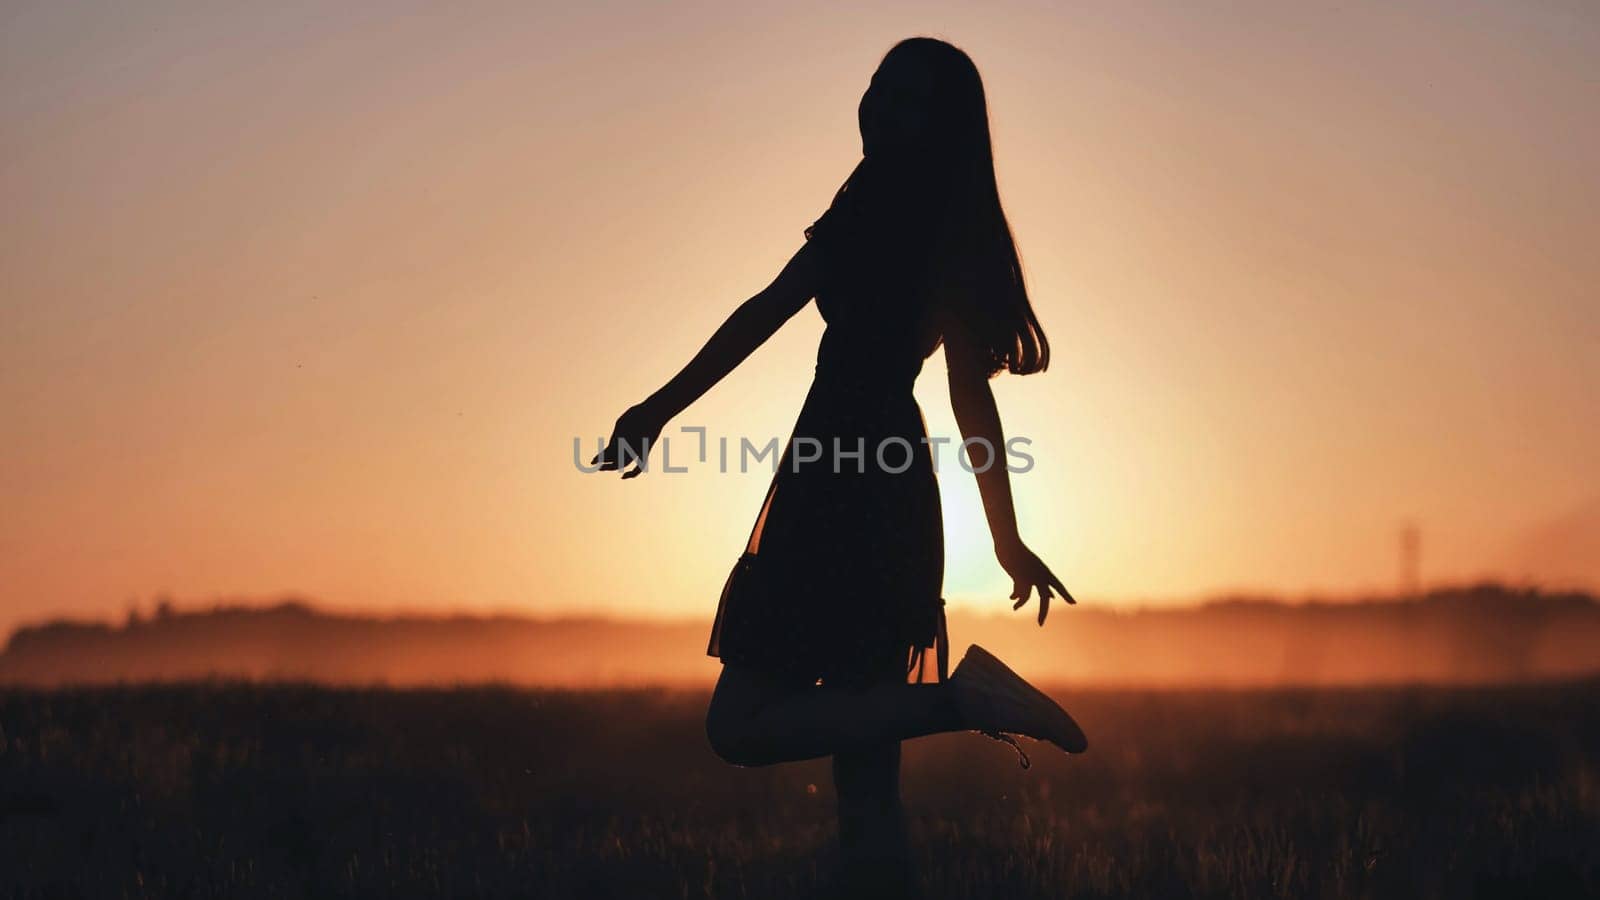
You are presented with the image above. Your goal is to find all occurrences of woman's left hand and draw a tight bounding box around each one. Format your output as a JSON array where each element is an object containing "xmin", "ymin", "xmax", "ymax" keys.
[{"xmin": 995, "ymin": 537, "xmax": 1075, "ymax": 625}]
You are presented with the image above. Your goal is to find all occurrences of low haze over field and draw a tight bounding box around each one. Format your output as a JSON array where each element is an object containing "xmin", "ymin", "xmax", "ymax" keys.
[{"xmin": 6, "ymin": 585, "xmax": 1598, "ymax": 688}]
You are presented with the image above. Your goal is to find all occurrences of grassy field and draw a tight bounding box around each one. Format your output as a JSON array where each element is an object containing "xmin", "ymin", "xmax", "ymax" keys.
[{"xmin": 1, "ymin": 682, "xmax": 1596, "ymax": 899}]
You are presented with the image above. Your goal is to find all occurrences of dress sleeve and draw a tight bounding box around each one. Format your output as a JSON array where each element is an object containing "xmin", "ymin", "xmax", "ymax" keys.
[
  {"xmin": 802, "ymin": 206, "xmax": 840, "ymax": 290},
  {"xmin": 803, "ymin": 205, "xmax": 835, "ymax": 246}
]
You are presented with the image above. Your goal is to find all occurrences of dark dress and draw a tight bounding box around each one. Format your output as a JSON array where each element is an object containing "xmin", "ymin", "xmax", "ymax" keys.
[{"xmin": 706, "ymin": 162, "xmax": 949, "ymax": 690}]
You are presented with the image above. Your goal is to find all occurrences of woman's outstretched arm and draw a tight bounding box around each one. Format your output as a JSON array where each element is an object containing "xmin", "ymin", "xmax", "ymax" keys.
[
  {"xmin": 943, "ymin": 322, "xmax": 1075, "ymax": 624},
  {"xmin": 592, "ymin": 243, "xmax": 818, "ymax": 477}
]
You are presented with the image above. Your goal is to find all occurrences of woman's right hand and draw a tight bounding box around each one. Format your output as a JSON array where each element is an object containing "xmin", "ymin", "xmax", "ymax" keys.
[{"xmin": 590, "ymin": 402, "xmax": 666, "ymax": 479}]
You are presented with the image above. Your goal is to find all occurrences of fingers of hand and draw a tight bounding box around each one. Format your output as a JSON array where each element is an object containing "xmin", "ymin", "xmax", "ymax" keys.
[
  {"xmin": 1046, "ymin": 570, "xmax": 1076, "ymax": 605},
  {"xmin": 1036, "ymin": 581, "xmax": 1054, "ymax": 625},
  {"xmin": 592, "ymin": 438, "xmax": 647, "ymax": 476},
  {"xmin": 600, "ymin": 438, "xmax": 647, "ymax": 472},
  {"xmin": 1011, "ymin": 580, "xmax": 1030, "ymax": 609},
  {"xmin": 1055, "ymin": 579, "xmax": 1076, "ymax": 605},
  {"xmin": 593, "ymin": 440, "xmax": 620, "ymax": 470}
]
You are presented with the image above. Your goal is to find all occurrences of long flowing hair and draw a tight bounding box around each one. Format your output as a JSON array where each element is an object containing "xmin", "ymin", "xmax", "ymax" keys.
[{"xmin": 825, "ymin": 37, "xmax": 1050, "ymax": 377}]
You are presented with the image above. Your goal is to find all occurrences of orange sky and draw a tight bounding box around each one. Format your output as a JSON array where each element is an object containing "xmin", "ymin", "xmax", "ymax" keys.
[{"xmin": 2, "ymin": 1, "xmax": 1596, "ymax": 635}]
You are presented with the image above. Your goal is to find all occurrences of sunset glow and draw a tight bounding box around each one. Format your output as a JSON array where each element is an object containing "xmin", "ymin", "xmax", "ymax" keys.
[{"xmin": 3, "ymin": 1, "xmax": 1596, "ymax": 637}]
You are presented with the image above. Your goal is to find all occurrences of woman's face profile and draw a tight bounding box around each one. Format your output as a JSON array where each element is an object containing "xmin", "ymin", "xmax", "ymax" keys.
[{"xmin": 858, "ymin": 53, "xmax": 937, "ymax": 159}]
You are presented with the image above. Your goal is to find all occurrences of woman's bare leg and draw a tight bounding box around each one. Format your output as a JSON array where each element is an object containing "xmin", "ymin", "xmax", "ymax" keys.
[
  {"xmin": 704, "ymin": 663, "xmax": 963, "ymax": 767},
  {"xmin": 833, "ymin": 740, "xmax": 914, "ymax": 894},
  {"xmin": 706, "ymin": 661, "xmax": 926, "ymax": 895}
]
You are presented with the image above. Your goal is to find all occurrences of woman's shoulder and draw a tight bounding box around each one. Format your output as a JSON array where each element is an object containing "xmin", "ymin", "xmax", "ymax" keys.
[{"xmin": 804, "ymin": 191, "xmax": 855, "ymax": 246}]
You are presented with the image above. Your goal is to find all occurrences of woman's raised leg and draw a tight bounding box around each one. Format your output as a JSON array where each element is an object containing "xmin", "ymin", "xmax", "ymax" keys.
[
  {"xmin": 704, "ymin": 662, "xmax": 962, "ymax": 767},
  {"xmin": 705, "ymin": 643, "xmax": 1088, "ymax": 767}
]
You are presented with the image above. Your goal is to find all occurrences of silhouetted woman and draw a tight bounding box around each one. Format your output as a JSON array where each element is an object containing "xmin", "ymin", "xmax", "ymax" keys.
[{"xmin": 591, "ymin": 36, "xmax": 1086, "ymax": 897}]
